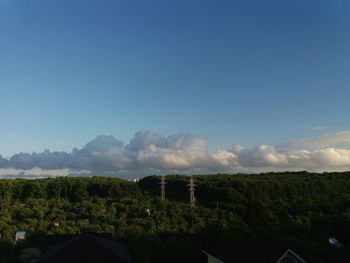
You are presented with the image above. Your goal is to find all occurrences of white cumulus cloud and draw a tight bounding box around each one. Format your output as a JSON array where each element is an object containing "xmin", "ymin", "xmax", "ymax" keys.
[{"xmin": 2, "ymin": 130, "xmax": 350, "ymax": 179}]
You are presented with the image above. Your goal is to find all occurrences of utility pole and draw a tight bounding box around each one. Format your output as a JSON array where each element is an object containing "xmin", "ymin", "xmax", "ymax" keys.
[
  {"xmin": 188, "ymin": 177, "xmax": 196, "ymax": 207},
  {"xmin": 159, "ymin": 176, "xmax": 167, "ymax": 200}
]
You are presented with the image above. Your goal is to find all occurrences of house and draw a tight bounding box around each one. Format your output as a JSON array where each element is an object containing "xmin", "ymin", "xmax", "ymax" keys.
[
  {"xmin": 118, "ymin": 211, "xmax": 128, "ymax": 219},
  {"xmin": 37, "ymin": 233, "xmax": 131, "ymax": 263},
  {"xmin": 202, "ymin": 240, "xmax": 306, "ymax": 263},
  {"xmin": 52, "ymin": 218, "xmax": 62, "ymax": 227},
  {"xmin": 15, "ymin": 231, "xmax": 26, "ymax": 242},
  {"xmin": 276, "ymin": 249, "xmax": 306, "ymax": 263}
]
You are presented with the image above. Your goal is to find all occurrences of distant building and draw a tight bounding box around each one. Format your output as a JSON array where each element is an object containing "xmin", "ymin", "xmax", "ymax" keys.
[
  {"xmin": 118, "ymin": 211, "xmax": 128, "ymax": 219},
  {"xmin": 52, "ymin": 218, "xmax": 62, "ymax": 227},
  {"xmin": 37, "ymin": 233, "xmax": 131, "ymax": 263},
  {"xmin": 15, "ymin": 231, "xmax": 26, "ymax": 242},
  {"xmin": 202, "ymin": 240, "xmax": 306, "ymax": 263}
]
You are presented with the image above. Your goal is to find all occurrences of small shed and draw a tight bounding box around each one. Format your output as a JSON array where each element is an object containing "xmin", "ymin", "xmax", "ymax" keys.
[{"xmin": 15, "ymin": 231, "xmax": 26, "ymax": 242}]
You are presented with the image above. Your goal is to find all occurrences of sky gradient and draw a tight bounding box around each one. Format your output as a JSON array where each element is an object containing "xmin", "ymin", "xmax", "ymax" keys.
[{"xmin": 1, "ymin": 0, "xmax": 350, "ymax": 178}]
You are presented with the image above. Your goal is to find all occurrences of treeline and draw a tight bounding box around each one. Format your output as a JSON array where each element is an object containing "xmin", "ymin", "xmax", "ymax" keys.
[{"xmin": 0, "ymin": 177, "xmax": 140, "ymax": 201}]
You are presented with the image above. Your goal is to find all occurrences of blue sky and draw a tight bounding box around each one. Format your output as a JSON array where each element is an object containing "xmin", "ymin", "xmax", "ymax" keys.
[{"xmin": 0, "ymin": 0, "xmax": 350, "ymax": 177}]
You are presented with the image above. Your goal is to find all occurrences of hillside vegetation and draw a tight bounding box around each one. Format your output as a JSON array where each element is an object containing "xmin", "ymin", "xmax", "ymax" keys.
[{"xmin": 1, "ymin": 172, "xmax": 350, "ymax": 262}]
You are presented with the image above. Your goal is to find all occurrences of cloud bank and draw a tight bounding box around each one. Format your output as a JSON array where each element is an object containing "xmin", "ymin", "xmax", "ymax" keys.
[{"xmin": 2, "ymin": 130, "xmax": 350, "ymax": 179}]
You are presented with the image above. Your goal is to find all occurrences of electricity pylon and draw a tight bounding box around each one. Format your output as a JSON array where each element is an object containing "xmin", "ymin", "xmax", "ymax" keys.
[
  {"xmin": 159, "ymin": 176, "xmax": 167, "ymax": 200},
  {"xmin": 187, "ymin": 177, "xmax": 196, "ymax": 207}
]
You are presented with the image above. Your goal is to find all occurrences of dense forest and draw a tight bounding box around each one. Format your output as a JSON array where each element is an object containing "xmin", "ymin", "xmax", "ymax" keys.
[{"xmin": 0, "ymin": 172, "xmax": 350, "ymax": 262}]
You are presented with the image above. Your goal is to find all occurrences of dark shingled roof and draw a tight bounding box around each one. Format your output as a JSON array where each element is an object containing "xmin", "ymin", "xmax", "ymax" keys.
[
  {"xmin": 37, "ymin": 234, "xmax": 131, "ymax": 263},
  {"xmin": 203, "ymin": 240, "xmax": 285, "ymax": 263}
]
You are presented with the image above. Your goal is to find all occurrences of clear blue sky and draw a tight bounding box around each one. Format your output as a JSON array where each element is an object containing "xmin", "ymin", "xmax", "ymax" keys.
[{"xmin": 1, "ymin": 0, "xmax": 349, "ymax": 157}]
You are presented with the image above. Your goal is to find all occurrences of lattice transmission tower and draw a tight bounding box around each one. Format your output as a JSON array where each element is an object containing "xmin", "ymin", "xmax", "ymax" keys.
[
  {"xmin": 159, "ymin": 176, "xmax": 167, "ymax": 200},
  {"xmin": 187, "ymin": 177, "xmax": 196, "ymax": 207}
]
